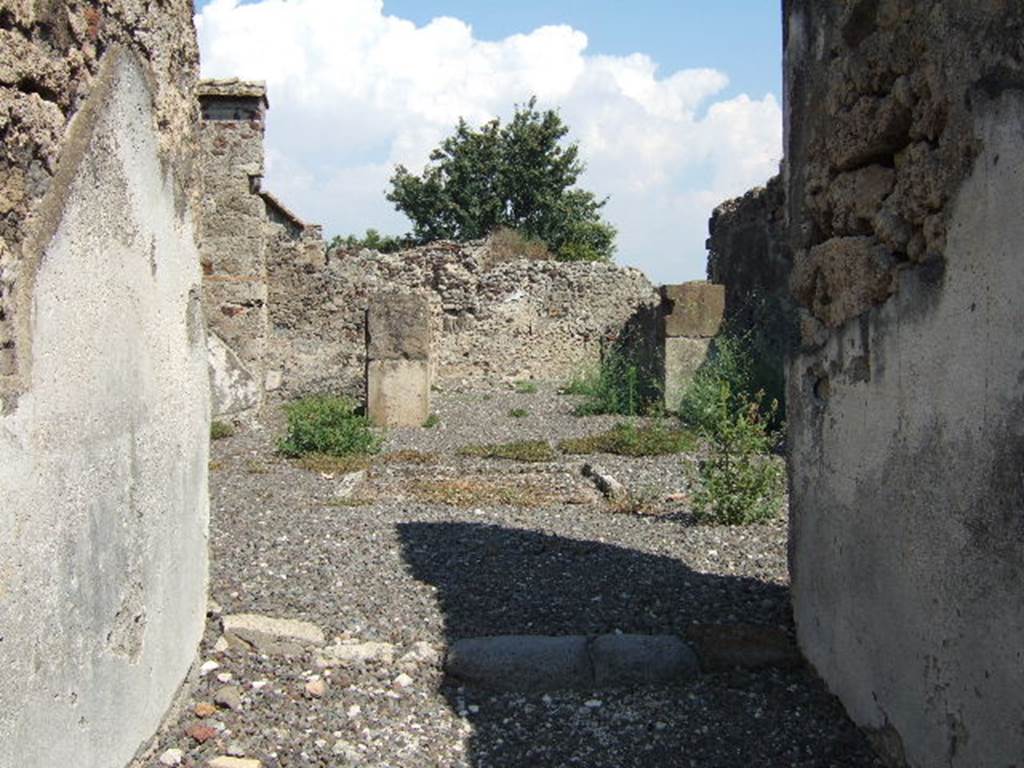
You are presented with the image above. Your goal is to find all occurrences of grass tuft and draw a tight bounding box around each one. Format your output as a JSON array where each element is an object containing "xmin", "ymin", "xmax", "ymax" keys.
[
  {"xmin": 405, "ymin": 477, "xmax": 561, "ymax": 508},
  {"xmin": 457, "ymin": 439, "xmax": 556, "ymax": 463},
  {"xmin": 559, "ymin": 423, "xmax": 696, "ymax": 457},
  {"xmin": 514, "ymin": 380, "xmax": 539, "ymax": 395},
  {"xmin": 508, "ymin": 408, "xmax": 529, "ymax": 419}
]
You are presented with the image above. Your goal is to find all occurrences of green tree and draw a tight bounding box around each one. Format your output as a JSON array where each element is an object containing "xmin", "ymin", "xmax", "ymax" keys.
[{"xmin": 387, "ymin": 98, "xmax": 616, "ymax": 262}]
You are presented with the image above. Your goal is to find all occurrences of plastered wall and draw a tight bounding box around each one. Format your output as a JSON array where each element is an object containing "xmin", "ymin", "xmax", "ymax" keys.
[
  {"xmin": 0, "ymin": 4, "xmax": 208, "ymax": 766},
  {"xmin": 784, "ymin": 2, "xmax": 1024, "ymax": 765}
]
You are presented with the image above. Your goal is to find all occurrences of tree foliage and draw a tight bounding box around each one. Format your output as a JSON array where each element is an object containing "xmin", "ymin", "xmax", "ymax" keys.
[{"xmin": 387, "ymin": 98, "xmax": 616, "ymax": 262}]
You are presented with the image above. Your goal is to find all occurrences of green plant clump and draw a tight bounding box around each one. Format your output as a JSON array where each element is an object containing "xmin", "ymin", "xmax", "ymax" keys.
[
  {"xmin": 566, "ymin": 350, "xmax": 662, "ymax": 417},
  {"xmin": 423, "ymin": 413, "xmax": 441, "ymax": 429},
  {"xmin": 457, "ymin": 440, "xmax": 556, "ymax": 463},
  {"xmin": 678, "ymin": 333, "xmax": 755, "ymax": 432},
  {"xmin": 514, "ymin": 380, "xmax": 539, "ymax": 395},
  {"xmin": 691, "ymin": 386, "xmax": 785, "ymax": 525},
  {"xmin": 277, "ymin": 396, "xmax": 381, "ymax": 458},
  {"xmin": 508, "ymin": 408, "xmax": 529, "ymax": 419},
  {"xmin": 559, "ymin": 422, "xmax": 696, "ymax": 457},
  {"xmin": 210, "ymin": 421, "xmax": 234, "ymax": 440}
]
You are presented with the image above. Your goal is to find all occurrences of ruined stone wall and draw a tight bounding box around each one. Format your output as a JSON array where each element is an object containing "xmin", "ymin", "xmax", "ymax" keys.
[
  {"xmin": 0, "ymin": 3, "xmax": 208, "ymax": 767},
  {"xmin": 784, "ymin": 2, "xmax": 1024, "ymax": 766},
  {"xmin": 707, "ymin": 174, "xmax": 792, "ymax": 328},
  {"xmin": 266, "ymin": 242, "xmax": 658, "ymax": 400},
  {"xmin": 706, "ymin": 175, "xmax": 796, "ymax": 410}
]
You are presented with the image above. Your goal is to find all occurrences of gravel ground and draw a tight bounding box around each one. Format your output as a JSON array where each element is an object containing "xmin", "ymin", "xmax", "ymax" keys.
[{"xmin": 143, "ymin": 386, "xmax": 882, "ymax": 768}]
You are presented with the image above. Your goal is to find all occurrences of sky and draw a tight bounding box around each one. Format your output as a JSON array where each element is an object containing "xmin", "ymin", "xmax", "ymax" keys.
[{"xmin": 194, "ymin": 0, "xmax": 782, "ymax": 283}]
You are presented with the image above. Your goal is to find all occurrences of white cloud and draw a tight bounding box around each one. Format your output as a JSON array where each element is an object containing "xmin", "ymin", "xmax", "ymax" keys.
[{"xmin": 196, "ymin": 0, "xmax": 781, "ymax": 283}]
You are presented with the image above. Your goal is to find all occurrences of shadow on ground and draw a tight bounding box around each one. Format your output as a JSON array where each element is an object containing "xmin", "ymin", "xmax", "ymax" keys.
[{"xmin": 398, "ymin": 521, "xmax": 881, "ymax": 768}]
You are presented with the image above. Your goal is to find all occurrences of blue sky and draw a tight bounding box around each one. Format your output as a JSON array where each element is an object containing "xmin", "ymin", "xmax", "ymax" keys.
[{"xmin": 195, "ymin": 0, "xmax": 783, "ymax": 282}]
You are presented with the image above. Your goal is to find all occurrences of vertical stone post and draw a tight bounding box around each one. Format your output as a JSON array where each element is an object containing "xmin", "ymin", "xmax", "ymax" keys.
[
  {"xmin": 197, "ymin": 80, "xmax": 270, "ymax": 417},
  {"xmin": 660, "ymin": 282, "xmax": 725, "ymax": 412},
  {"xmin": 366, "ymin": 293, "xmax": 433, "ymax": 427}
]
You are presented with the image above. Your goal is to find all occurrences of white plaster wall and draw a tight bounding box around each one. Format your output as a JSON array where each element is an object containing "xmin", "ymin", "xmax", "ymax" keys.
[
  {"xmin": 789, "ymin": 92, "xmax": 1024, "ymax": 767},
  {"xmin": 0, "ymin": 52, "xmax": 209, "ymax": 768}
]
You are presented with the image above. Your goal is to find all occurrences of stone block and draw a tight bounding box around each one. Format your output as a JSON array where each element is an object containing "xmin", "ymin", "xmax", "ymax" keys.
[
  {"xmin": 207, "ymin": 331, "xmax": 260, "ymax": 417},
  {"xmin": 445, "ymin": 636, "xmax": 591, "ymax": 692},
  {"xmin": 367, "ymin": 359, "xmax": 431, "ymax": 428},
  {"xmin": 663, "ymin": 336, "xmax": 712, "ymax": 412},
  {"xmin": 591, "ymin": 634, "xmax": 700, "ymax": 686},
  {"xmin": 662, "ymin": 282, "xmax": 725, "ymax": 338},
  {"xmin": 367, "ymin": 292, "xmax": 431, "ymax": 361}
]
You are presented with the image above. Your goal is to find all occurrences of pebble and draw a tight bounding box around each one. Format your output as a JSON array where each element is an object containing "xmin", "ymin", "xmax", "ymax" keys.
[
  {"xmin": 251, "ymin": 680, "xmax": 269, "ymax": 690},
  {"xmin": 194, "ymin": 702, "xmax": 217, "ymax": 718},
  {"xmin": 200, "ymin": 660, "xmax": 221, "ymax": 676},
  {"xmin": 392, "ymin": 673, "xmax": 414, "ymax": 688},
  {"xmin": 215, "ymin": 685, "xmax": 243, "ymax": 711},
  {"xmin": 209, "ymin": 758, "xmax": 262, "ymax": 768},
  {"xmin": 217, "ymin": 671, "xmax": 234, "ymax": 683},
  {"xmin": 185, "ymin": 723, "xmax": 218, "ymax": 743},
  {"xmin": 332, "ymin": 739, "xmax": 363, "ymax": 763},
  {"xmin": 305, "ymin": 678, "xmax": 327, "ymax": 698},
  {"xmin": 158, "ymin": 748, "xmax": 183, "ymax": 766}
]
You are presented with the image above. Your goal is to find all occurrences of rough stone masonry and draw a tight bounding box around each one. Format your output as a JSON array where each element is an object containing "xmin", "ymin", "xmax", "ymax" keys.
[
  {"xmin": 784, "ymin": 2, "xmax": 1024, "ymax": 766},
  {"xmin": 0, "ymin": 3, "xmax": 209, "ymax": 767}
]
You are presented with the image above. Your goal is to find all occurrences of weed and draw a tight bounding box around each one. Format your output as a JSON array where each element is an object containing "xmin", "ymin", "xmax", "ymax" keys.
[
  {"xmin": 277, "ymin": 396, "xmax": 381, "ymax": 458},
  {"xmin": 508, "ymin": 408, "xmax": 529, "ymax": 418},
  {"xmin": 678, "ymin": 333, "xmax": 754, "ymax": 432},
  {"xmin": 423, "ymin": 413, "xmax": 441, "ymax": 428},
  {"xmin": 245, "ymin": 460, "xmax": 268, "ymax": 475},
  {"xmin": 609, "ymin": 484, "xmax": 663, "ymax": 515},
  {"xmin": 565, "ymin": 346, "xmax": 661, "ymax": 418},
  {"xmin": 405, "ymin": 477, "xmax": 561, "ymax": 508},
  {"xmin": 381, "ymin": 450, "xmax": 439, "ymax": 465},
  {"xmin": 457, "ymin": 439, "xmax": 556, "ymax": 462},
  {"xmin": 514, "ymin": 380, "xmax": 539, "ymax": 394},
  {"xmin": 559, "ymin": 422, "xmax": 696, "ymax": 457},
  {"xmin": 690, "ymin": 386, "xmax": 785, "ymax": 525},
  {"xmin": 322, "ymin": 496, "xmax": 374, "ymax": 508},
  {"xmin": 208, "ymin": 460, "xmax": 224, "ymax": 472},
  {"xmin": 295, "ymin": 453, "xmax": 375, "ymax": 475},
  {"xmin": 210, "ymin": 421, "xmax": 234, "ymax": 440}
]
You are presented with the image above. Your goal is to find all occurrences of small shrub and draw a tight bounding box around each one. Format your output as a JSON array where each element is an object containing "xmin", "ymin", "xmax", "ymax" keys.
[
  {"xmin": 485, "ymin": 227, "xmax": 553, "ymax": 265},
  {"xmin": 210, "ymin": 421, "xmax": 234, "ymax": 440},
  {"xmin": 277, "ymin": 396, "xmax": 381, "ymax": 458},
  {"xmin": 691, "ymin": 386, "xmax": 785, "ymax": 526},
  {"xmin": 514, "ymin": 380, "xmax": 539, "ymax": 395},
  {"xmin": 423, "ymin": 413, "xmax": 441, "ymax": 429},
  {"xmin": 559, "ymin": 423, "xmax": 696, "ymax": 457},
  {"xmin": 457, "ymin": 440, "xmax": 556, "ymax": 462},
  {"xmin": 508, "ymin": 408, "xmax": 529, "ymax": 419}
]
